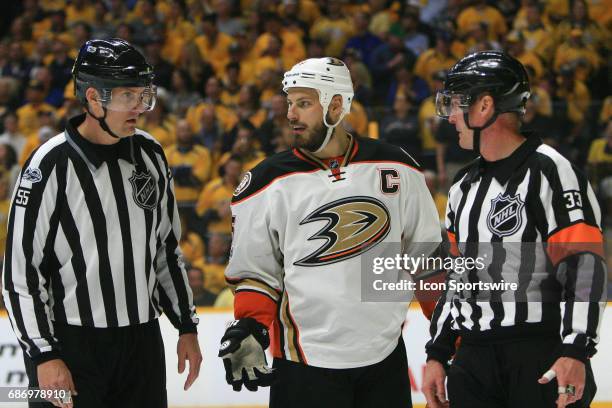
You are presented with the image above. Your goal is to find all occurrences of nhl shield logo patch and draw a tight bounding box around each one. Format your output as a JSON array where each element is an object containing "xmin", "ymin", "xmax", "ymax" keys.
[
  {"xmin": 129, "ymin": 170, "xmax": 157, "ymax": 210},
  {"xmin": 487, "ymin": 193, "xmax": 524, "ymax": 237}
]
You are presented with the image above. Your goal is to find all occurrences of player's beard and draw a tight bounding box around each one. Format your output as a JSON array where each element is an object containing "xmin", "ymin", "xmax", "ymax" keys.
[{"xmin": 291, "ymin": 119, "xmax": 329, "ymax": 152}]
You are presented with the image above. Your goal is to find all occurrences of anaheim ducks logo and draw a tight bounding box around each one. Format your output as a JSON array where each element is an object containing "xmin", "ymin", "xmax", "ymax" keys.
[{"xmin": 294, "ymin": 196, "xmax": 391, "ymax": 266}]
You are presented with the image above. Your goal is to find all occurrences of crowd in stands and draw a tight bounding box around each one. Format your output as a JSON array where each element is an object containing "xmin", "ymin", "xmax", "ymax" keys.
[{"xmin": 0, "ymin": 0, "xmax": 610, "ymax": 310}]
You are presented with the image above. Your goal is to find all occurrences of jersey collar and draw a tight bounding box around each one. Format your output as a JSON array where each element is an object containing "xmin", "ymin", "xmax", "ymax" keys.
[
  {"xmin": 467, "ymin": 133, "xmax": 542, "ymax": 184},
  {"xmin": 293, "ymin": 133, "xmax": 358, "ymax": 170},
  {"xmin": 66, "ymin": 113, "xmax": 135, "ymax": 169}
]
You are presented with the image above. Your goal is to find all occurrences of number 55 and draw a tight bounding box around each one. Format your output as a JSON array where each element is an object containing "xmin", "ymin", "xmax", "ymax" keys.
[{"xmin": 15, "ymin": 188, "xmax": 30, "ymax": 206}]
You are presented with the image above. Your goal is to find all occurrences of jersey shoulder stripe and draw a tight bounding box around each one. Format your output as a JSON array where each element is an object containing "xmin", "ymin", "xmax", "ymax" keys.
[{"xmin": 232, "ymin": 149, "xmax": 317, "ymax": 204}]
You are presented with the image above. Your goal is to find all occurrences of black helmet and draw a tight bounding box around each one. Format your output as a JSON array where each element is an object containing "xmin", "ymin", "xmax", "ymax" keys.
[
  {"xmin": 443, "ymin": 50, "xmax": 530, "ymax": 115},
  {"xmin": 72, "ymin": 38, "xmax": 154, "ymax": 105}
]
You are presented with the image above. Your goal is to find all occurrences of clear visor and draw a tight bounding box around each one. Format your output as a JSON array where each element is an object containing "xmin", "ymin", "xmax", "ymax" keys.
[
  {"xmin": 99, "ymin": 86, "xmax": 157, "ymax": 112},
  {"xmin": 435, "ymin": 91, "xmax": 471, "ymax": 119}
]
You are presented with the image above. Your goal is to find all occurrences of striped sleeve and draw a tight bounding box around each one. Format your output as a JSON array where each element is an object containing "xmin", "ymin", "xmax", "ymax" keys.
[
  {"xmin": 538, "ymin": 148, "xmax": 606, "ymax": 362},
  {"xmin": 226, "ymin": 179, "xmax": 283, "ymax": 328},
  {"xmin": 152, "ymin": 145, "xmax": 198, "ymax": 334},
  {"xmin": 2, "ymin": 139, "xmax": 63, "ymax": 365}
]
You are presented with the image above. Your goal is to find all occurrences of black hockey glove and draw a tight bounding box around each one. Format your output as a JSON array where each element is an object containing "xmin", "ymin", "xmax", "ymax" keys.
[{"xmin": 218, "ymin": 318, "xmax": 274, "ymax": 391}]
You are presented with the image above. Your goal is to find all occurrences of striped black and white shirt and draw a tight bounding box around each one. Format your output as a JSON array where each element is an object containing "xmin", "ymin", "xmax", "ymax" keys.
[
  {"xmin": 426, "ymin": 135, "xmax": 607, "ymax": 364},
  {"xmin": 2, "ymin": 114, "xmax": 198, "ymax": 365}
]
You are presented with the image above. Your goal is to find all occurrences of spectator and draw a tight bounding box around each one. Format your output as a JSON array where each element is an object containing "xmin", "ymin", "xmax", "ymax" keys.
[
  {"xmin": 165, "ymin": 70, "xmax": 201, "ymax": 118},
  {"xmin": 555, "ymin": 0, "xmax": 609, "ymax": 51},
  {"xmin": 130, "ymin": 0, "xmax": 165, "ymax": 46},
  {"xmin": 220, "ymin": 120, "xmax": 265, "ymax": 171},
  {"xmin": 1, "ymin": 41, "xmax": 32, "ymax": 85},
  {"xmin": 465, "ymin": 22, "xmax": 502, "ymax": 53},
  {"xmin": 195, "ymin": 155, "xmax": 242, "ymax": 236},
  {"xmin": 370, "ymin": 31, "xmax": 415, "ymax": 104},
  {"xmin": 180, "ymin": 217, "xmax": 206, "ymax": 265},
  {"xmin": 553, "ymin": 65, "xmax": 591, "ymax": 157},
  {"xmin": 391, "ymin": 8, "xmax": 429, "ymax": 57},
  {"xmin": 187, "ymin": 266, "xmax": 218, "ymax": 307},
  {"xmin": 165, "ymin": 119, "xmax": 213, "ymax": 227},
  {"xmin": 0, "ymin": 78, "xmax": 20, "ymax": 130},
  {"xmin": 367, "ymin": 0, "xmax": 395, "ymax": 37},
  {"xmin": 278, "ymin": 0, "xmax": 321, "ymax": 28},
  {"xmin": 0, "ymin": 143, "xmax": 19, "ymax": 193},
  {"xmin": 516, "ymin": 1, "xmax": 555, "ymax": 61},
  {"xmin": 71, "ymin": 22, "xmax": 93, "ymax": 56},
  {"xmin": 235, "ymin": 84, "xmax": 267, "ymax": 129},
  {"xmin": 386, "ymin": 61, "xmax": 429, "ymax": 107},
  {"xmin": 32, "ymin": 65, "xmax": 64, "ymax": 107},
  {"xmin": 554, "ymin": 28, "xmax": 601, "ymax": 83},
  {"xmin": 506, "ymin": 31, "xmax": 544, "ymax": 81},
  {"xmin": 414, "ymin": 31, "xmax": 457, "ymax": 91},
  {"xmin": 16, "ymin": 79, "xmax": 56, "ymax": 137},
  {"xmin": 380, "ymin": 92, "xmax": 421, "ymax": 163},
  {"xmin": 195, "ymin": 105, "xmax": 224, "ymax": 156},
  {"xmin": 139, "ymin": 99, "xmax": 174, "ymax": 148},
  {"xmin": 194, "ymin": 12, "xmax": 235, "ymax": 75},
  {"xmin": 457, "ymin": 0, "xmax": 508, "ymax": 41},
  {"xmin": 20, "ymin": 111, "xmax": 57, "ymax": 165},
  {"xmin": 521, "ymin": 97, "xmax": 555, "ymax": 144},
  {"xmin": 179, "ymin": 42, "xmax": 215, "ymax": 100},
  {"xmin": 253, "ymin": 13, "xmax": 306, "ymax": 68},
  {"xmin": 48, "ymin": 39, "xmax": 75, "ymax": 91},
  {"xmin": 161, "ymin": 0, "xmax": 197, "ymax": 65},
  {"xmin": 213, "ymin": 0, "xmax": 246, "ymax": 37},
  {"xmin": 225, "ymin": 41, "xmax": 255, "ymax": 86},
  {"xmin": 310, "ymin": 2, "xmax": 354, "ymax": 57},
  {"xmin": 186, "ymin": 76, "xmax": 238, "ymax": 133},
  {"xmin": 193, "ymin": 232, "xmax": 231, "ymax": 295},
  {"xmin": 253, "ymin": 34, "xmax": 287, "ymax": 84},
  {"xmin": 344, "ymin": 11, "xmax": 383, "ymax": 66},
  {"xmin": 65, "ymin": 0, "xmax": 96, "ymax": 27},
  {"xmin": 258, "ymin": 94, "xmax": 289, "ymax": 154},
  {"xmin": 0, "ymin": 112, "xmax": 26, "ymax": 158},
  {"xmin": 144, "ymin": 37, "xmax": 175, "ymax": 90},
  {"xmin": 220, "ymin": 62, "xmax": 242, "ymax": 108}
]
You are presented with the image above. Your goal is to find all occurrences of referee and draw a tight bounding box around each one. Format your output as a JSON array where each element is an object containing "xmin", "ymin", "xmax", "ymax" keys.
[
  {"xmin": 422, "ymin": 51, "xmax": 606, "ymax": 408},
  {"xmin": 2, "ymin": 39, "xmax": 202, "ymax": 407}
]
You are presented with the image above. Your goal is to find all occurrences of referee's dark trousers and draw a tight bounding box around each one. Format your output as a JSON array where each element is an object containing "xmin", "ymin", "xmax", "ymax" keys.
[
  {"xmin": 24, "ymin": 319, "xmax": 167, "ymax": 408},
  {"xmin": 447, "ymin": 336, "xmax": 597, "ymax": 408}
]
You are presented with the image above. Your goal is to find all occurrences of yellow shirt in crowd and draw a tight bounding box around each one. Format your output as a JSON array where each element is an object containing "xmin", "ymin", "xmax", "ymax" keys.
[{"xmin": 165, "ymin": 144, "xmax": 212, "ymax": 204}]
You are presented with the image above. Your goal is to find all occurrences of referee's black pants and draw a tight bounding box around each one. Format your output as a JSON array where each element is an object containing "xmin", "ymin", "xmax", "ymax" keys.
[
  {"xmin": 24, "ymin": 319, "xmax": 167, "ymax": 408},
  {"xmin": 447, "ymin": 336, "xmax": 597, "ymax": 408},
  {"xmin": 269, "ymin": 336, "xmax": 412, "ymax": 408}
]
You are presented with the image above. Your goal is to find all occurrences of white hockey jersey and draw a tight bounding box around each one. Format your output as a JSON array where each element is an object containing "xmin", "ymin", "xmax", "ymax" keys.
[{"xmin": 227, "ymin": 135, "xmax": 442, "ymax": 369}]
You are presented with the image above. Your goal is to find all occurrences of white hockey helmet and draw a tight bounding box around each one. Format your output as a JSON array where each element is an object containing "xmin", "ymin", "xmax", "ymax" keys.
[{"xmin": 282, "ymin": 57, "xmax": 354, "ymax": 152}]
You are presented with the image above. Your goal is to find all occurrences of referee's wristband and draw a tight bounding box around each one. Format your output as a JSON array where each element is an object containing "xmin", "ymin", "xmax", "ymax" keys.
[{"xmin": 31, "ymin": 350, "xmax": 63, "ymax": 367}]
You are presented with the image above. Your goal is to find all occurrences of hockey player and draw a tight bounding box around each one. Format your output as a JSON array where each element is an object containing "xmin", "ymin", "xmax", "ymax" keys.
[{"xmin": 218, "ymin": 57, "xmax": 442, "ymax": 408}]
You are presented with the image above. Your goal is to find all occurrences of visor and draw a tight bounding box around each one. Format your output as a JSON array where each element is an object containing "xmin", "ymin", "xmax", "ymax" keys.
[
  {"xmin": 98, "ymin": 85, "xmax": 157, "ymax": 112},
  {"xmin": 435, "ymin": 90, "xmax": 472, "ymax": 119}
]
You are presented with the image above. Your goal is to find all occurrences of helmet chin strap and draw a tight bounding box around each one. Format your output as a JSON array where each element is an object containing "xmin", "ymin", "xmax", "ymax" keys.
[
  {"xmin": 463, "ymin": 110, "xmax": 498, "ymax": 156},
  {"xmin": 85, "ymin": 105, "xmax": 123, "ymax": 139},
  {"xmin": 311, "ymin": 109, "xmax": 347, "ymax": 154}
]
